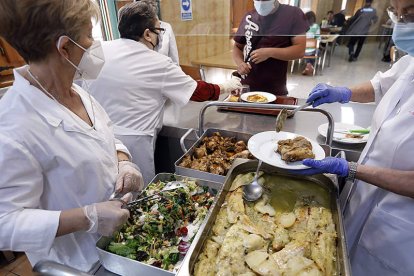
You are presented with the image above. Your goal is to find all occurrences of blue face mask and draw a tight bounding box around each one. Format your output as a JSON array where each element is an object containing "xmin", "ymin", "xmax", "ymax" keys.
[
  {"xmin": 392, "ymin": 23, "xmax": 414, "ymax": 56},
  {"xmin": 254, "ymin": 0, "xmax": 278, "ymax": 16}
]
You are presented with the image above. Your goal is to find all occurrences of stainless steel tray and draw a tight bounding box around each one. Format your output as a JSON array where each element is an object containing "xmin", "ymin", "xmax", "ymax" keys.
[
  {"xmin": 177, "ymin": 159, "xmax": 351, "ymax": 276},
  {"xmin": 175, "ymin": 128, "xmax": 253, "ymax": 183},
  {"xmin": 96, "ymin": 173, "xmax": 223, "ymax": 276}
]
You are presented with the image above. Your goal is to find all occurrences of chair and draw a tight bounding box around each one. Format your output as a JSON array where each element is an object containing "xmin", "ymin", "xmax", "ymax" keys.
[{"xmin": 290, "ymin": 38, "xmax": 321, "ymax": 76}]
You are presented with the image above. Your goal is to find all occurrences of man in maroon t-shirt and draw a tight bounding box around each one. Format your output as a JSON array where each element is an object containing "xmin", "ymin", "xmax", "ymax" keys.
[{"xmin": 233, "ymin": 0, "xmax": 309, "ymax": 95}]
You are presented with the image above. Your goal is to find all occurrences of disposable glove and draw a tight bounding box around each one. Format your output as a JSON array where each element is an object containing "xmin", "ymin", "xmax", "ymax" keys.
[
  {"xmin": 292, "ymin": 157, "xmax": 349, "ymax": 177},
  {"xmin": 306, "ymin": 83, "xmax": 352, "ymax": 107},
  {"xmin": 116, "ymin": 161, "xmax": 144, "ymax": 195},
  {"xmin": 83, "ymin": 193, "xmax": 132, "ymax": 236},
  {"xmin": 218, "ymin": 76, "xmax": 243, "ymax": 94}
]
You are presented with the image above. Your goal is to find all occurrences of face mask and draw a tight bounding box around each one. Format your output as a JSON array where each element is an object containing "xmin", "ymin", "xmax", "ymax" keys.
[
  {"xmin": 57, "ymin": 36, "xmax": 105, "ymax": 80},
  {"xmin": 254, "ymin": 0, "xmax": 278, "ymax": 16},
  {"xmin": 148, "ymin": 29, "xmax": 163, "ymax": 51},
  {"xmin": 155, "ymin": 31, "xmax": 163, "ymax": 52},
  {"xmin": 392, "ymin": 23, "xmax": 414, "ymax": 56}
]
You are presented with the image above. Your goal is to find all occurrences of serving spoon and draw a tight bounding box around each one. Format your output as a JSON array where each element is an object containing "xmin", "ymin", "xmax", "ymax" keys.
[
  {"xmin": 243, "ymin": 160, "xmax": 263, "ymax": 202},
  {"xmin": 275, "ymin": 102, "xmax": 313, "ymax": 132}
]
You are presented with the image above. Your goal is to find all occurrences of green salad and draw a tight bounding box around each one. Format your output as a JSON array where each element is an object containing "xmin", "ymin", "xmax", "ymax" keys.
[{"xmin": 107, "ymin": 178, "xmax": 215, "ymax": 271}]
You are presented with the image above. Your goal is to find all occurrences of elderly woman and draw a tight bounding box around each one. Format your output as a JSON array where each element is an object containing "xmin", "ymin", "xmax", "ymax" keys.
[{"xmin": 0, "ymin": 0, "xmax": 143, "ymax": 272}]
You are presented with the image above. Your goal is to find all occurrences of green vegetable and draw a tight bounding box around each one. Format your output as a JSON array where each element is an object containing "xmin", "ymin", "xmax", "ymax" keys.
[
  {"xmin": 108, "ymin": 242, "xmax": 136, "ymax": 258},
  {"xmin": 349, "ymin": 129, "xmax": 370, "ymax": 134}
]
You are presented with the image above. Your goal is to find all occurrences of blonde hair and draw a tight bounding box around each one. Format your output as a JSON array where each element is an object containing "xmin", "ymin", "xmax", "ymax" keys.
[{"xmin": 0, "ymin": 0, "xmax": 100, "ymax": 62}]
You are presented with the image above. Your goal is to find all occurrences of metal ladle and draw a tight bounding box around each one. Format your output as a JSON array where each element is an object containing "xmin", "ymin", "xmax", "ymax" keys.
[
  {"xmin": 275, "ymin": 102, "xmax": 313, "ymax": 132},
  {"xmin": 243, "ymin": 160, "xmax": 263, "ymax": 201}
]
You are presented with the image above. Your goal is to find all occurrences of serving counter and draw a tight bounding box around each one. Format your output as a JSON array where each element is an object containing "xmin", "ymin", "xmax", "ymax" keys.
[{"xmin": 95, "ymin": 98, "xmax": 375, "ymax": 275}]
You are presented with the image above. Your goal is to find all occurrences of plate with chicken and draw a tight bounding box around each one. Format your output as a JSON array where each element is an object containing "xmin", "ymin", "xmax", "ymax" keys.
[{"xmin": 248, "ymin": 131, "xmax": 325, "ymax": 169}]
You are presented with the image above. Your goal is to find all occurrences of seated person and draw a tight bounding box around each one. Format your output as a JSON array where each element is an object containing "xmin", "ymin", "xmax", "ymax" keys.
[
  {"xmin": 303, "ymin": 11, "xmax": 320, "ymax": 76},
  {"xmin": 87, "ymin": 2, "xmax": 241, "ymax": 185}
]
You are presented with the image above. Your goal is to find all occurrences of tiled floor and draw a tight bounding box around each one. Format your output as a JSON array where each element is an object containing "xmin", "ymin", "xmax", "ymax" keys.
[
  {"xmin": 0, "ymin": 254, "xmax": 33, "ymax": 276},
  {"xmin": 287, "ymin": 41, "xmax": 391, "ymax": 99}
]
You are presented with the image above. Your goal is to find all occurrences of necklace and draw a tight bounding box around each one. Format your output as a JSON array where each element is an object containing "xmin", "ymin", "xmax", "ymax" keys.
[{"xmin": 27, "ymin": 68, "xmax": 96, "ymax": 130}]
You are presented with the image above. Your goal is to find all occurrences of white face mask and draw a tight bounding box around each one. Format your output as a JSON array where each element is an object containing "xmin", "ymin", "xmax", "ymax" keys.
[
  {"xmin": 254, "ymin": 0, "xmax": 278, "ymax": 16},
  {"xmin": 57, "ymin": 36, "xmax": 105, "ymax": 80}
]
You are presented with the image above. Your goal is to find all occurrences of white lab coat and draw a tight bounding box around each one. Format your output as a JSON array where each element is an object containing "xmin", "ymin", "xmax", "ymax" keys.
[
  {"xmin": 0, "ymin": 67, "xmax": 130, "ymax": 272},
  {"xmin": 158, "ymin": 21, "xmax": 180, "ymax": 66},
  {"xmin": 340, "ymin": 55, "xmax": 414, "ymax": 275},
  {"xmin": 88, "ymin": 39, "xmax": 196, "ymax": 184}
]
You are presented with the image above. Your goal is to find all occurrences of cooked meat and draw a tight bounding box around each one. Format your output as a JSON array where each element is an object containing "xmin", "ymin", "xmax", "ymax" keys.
[
  {"xmin": 277, "ymin": 136, "xmax": 315, "ymax": 162},
  {"xmin": 194, "ymin": 145, "xmax": 207, "ymax": 159},
  {"xmin": 179, "ymin": 132, "xmax": 253, "ymax": 175}
]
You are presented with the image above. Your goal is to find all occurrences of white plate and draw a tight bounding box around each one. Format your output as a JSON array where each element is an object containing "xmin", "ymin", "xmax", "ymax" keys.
[
  {"xmin": 248, "ymin": 131, "xmax": 325, "ymax": 170},
  {"xmin": 318, "ymin": 123, "xmax": 369, "ymax": 144},
  {"xmin": 240, "ymin": 92, "xmax": 276, "ymax": 103}
]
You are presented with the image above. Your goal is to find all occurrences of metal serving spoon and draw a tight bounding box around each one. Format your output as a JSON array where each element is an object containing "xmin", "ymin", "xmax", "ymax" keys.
[
  {"xmin": 243, "ymin": 160, "xmax": 263, "ymax": 202},
  {"xmin": 275, "ymin": 102, "xmax": 313, "ymax": 132}
]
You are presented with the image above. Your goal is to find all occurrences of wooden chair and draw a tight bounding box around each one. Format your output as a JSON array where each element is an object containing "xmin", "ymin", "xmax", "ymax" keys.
[{"xmin": 290, "ymin": 38, "xmax": 321, "ymax": 76}]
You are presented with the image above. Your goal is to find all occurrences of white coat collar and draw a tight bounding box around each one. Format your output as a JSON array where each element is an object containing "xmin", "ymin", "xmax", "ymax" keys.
[{"xmin": 13, "ymin": 66, "xmax": 103, "ymax": 140}]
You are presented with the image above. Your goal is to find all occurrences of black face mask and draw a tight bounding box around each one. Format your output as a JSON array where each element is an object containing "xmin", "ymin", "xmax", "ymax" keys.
[{"xmin": 148, "ymin": 29, "xmax": 160, "ymax": 50}]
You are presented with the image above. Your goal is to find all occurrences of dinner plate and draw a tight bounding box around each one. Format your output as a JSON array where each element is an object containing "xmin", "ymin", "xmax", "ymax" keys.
[
  {"xmin": 318, "ymin": 123, "xmax": 369, "ymax": 144},
  {"xmin": 248, "ymin": 131, "xmax": 325, "ymax": 170},
  {"xmin": 240, "ymin": 92, "xmax": 276, "ymax": 103}
]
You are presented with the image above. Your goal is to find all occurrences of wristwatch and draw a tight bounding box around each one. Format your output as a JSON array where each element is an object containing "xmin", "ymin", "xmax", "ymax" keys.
[{"xmin": 346, "ymin": 162, "xmax": 358, "ymax": 182}]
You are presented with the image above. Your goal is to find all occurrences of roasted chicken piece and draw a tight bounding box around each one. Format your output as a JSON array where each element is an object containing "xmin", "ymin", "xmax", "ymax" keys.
[
  {"xmin": 178, "ymin": 132, "xmax": 253, "ymax": 175},
  {"xmin": 180, "ymin": 155, "xmax": 192, "ymax": 168},
  {"xmin": 277, "ymin": 136, "xmax": 315, "ymax": 162}
]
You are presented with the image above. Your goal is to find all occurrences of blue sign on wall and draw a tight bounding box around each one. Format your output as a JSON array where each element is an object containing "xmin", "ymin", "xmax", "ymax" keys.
[{"xmin": 181, "ymin": 0, "xmax": 193, "ymax": 21}]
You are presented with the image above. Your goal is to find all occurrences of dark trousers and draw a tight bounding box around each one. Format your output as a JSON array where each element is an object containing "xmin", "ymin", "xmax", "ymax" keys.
[{"xmin": 347, "ymin": 36, "xmax": 366, "ymax": 58}]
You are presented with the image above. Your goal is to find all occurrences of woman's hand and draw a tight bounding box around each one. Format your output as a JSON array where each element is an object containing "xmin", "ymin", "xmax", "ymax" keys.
[
  {"xmin": 292, "ymin": 157, "xmax": 349, "ymax": 176},
  {"xmin": 83, "ymin": 193, "xmax": 132, "ymax": 236},
  {"xmin": 307, "ymin": 83, "xmax": 352, "ymax": 107},
  {"xmin": 116, "ymin": 161, "xmax": 144, "ymax": 195}
]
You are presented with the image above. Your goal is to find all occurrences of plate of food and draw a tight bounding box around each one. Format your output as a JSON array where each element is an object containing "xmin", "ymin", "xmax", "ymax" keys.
[
  {"xmin": 318, "ymin": 122, "xmax": 369, "ymax": 144},
  {"xmin": 240, "ymin": 92, "xmax": 276, "ymax": 103},
  {"xmin": 248, "ymin": 131, "xmax": 325, "ymax": 170}
]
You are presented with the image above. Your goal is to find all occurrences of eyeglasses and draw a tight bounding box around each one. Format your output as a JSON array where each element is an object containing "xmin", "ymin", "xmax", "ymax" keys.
[
  {"xmin": 150, "ymin": 27, "xmax": 166, "ymax": 35},
  {"xmin": 387, "ymin": 6, "xmax": 414, "ymax": 24}
]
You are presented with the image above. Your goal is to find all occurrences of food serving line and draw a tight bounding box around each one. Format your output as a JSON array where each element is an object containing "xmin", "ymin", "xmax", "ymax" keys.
[
  {"xmin": 89, "ymin": 100, "xmax": 375, "ymax": 276},
  {"xmin": 32, "ymin": 98, "xmax": 376, "ymax": 275}
]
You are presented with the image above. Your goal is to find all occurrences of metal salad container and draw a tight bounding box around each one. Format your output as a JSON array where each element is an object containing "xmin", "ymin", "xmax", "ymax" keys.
[
  {"xmin": 177, "ymin": 159, "xmax": 351, "ymax": 276},
  {"xmin": 96, "ymin": 173, "xmax": 223, "ymax": 276},
  {"xmin": 175, "ymin": 128, "xmax": 253, "ymax": 183}
]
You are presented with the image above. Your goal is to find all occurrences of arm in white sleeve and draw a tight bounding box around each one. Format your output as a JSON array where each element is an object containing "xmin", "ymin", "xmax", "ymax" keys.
[
  {"xmin": 114, "ymin": 137, "xmax": 132, "ymax": 160},
  {"xmin": 0, "ymin": 134, "xmax": 60, "ymax": 254},
  {"xmin": 370, "ymin": 55, "xmax": 412, "ymax": 104},
  {"xmin": 168, "ymin": 26, "xmax": 180, "ymax": 66}
]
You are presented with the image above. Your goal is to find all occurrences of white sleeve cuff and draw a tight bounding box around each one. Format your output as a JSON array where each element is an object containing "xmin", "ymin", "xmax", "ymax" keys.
[{"xmin": 2, "ymin": 209, "xmax": 61, "ymax": 254}]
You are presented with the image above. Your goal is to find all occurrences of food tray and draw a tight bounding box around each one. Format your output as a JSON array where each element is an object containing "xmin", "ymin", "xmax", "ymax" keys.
[
  {"xmin": 175, "ymin": 128, "xmax": 253, "ymax": 183},
  {"xmin": 218, "ymin": 95, "xmax": 298, "ymax": 116},
  {"xmin": 96, "ymin": 173, "xmax": 222, "ymax": 276},
  {"xmin": 177, "ymin": 159, "xmax": 351, "ymax": 276}
]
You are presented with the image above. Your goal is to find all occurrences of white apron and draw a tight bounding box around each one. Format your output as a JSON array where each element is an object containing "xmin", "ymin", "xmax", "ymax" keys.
[
  {"xmin": 340, "ymin": 58, "xmax": 414, "ymax": 275},
  {"xmin": 114, "ymin": 125, "xmax": 155, "ymax": 186}
]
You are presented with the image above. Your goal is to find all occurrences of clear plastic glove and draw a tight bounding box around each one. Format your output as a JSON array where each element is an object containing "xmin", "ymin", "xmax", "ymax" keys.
[
  {"xmin": 83, "ymin": 193, "xmax": 132, "ymax": 236},
  {"xmin": 218, "ymin": 76, "xmax": 243, "ymax": 94},
  {"xmin": 306, "ymin": 83, "xmax": 352, "ymax": 107},
  {"xmin": 292, "ymin": 157, "xmax": 349, "ymax": 176},
  {"xmin": 116, "ymin": 161, "xmax": 144, "ymax": 195}
]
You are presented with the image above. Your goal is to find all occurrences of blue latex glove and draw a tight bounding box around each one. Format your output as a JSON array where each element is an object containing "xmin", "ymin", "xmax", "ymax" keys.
[
  {"xmin": 307, "ymin": 83, "xmax": 352, "ymax": 107},
  {"xmin": 292, "ymin": 157, "xmax": 349, "ymax": 176}
]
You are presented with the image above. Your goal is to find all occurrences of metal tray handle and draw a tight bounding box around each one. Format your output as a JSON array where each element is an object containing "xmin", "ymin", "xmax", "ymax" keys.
[
  {"xmin": 180, "ymin": 128, "xmax": 199, "ymax": 153},
  {"xmin": 198, "ymin": 102, "xmax": 334, "ymax": 147},
  {"xmin": 33, "ymin": 260, "xmax": 92, "ymax": 276}
]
